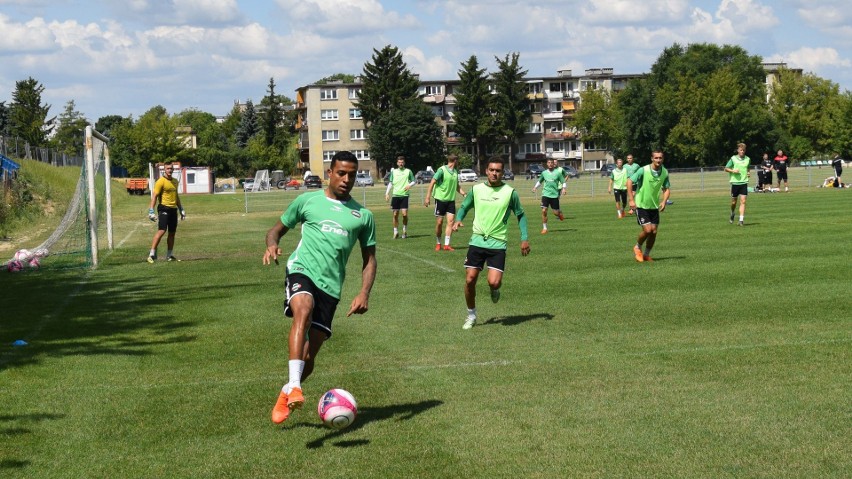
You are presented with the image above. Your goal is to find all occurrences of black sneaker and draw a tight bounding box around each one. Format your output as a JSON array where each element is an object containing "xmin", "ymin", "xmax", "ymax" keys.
[
  {"xmin": 167, "ymin": 256, "xmax": 180, "ymax": 262},
  {"xmin": 729, "ymin": 213, "xmax": 735, "ymax": 224}
]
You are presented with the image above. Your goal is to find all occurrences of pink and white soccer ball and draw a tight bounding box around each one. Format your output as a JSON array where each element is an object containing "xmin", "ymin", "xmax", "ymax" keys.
[
  {"xmin": 317, "ymin": 388, "xmax": 358, "ymax": 430},
  {"xmin": 13, "ymin": 249, "xmax": 31, "ymax": 262},
  {"xmin": 7, "ymin": 260, "xmax": 24, "ymax": 272}
]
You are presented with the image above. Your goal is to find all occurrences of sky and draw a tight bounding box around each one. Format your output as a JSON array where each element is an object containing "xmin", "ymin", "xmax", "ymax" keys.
[{"xmin": 0, "ymin": 0, "xmax": 850, "ymax": 124}]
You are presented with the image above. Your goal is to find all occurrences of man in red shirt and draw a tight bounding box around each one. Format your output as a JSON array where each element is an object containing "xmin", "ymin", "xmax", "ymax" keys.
[{"xmin": 774, "ymin": 149, "xmax": 789, "ymax": 192}]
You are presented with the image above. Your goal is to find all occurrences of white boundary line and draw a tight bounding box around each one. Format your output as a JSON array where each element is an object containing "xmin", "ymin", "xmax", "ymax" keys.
[{"xmin": 377, "ymin": 245, "xmax": 455, "ymax": 272}]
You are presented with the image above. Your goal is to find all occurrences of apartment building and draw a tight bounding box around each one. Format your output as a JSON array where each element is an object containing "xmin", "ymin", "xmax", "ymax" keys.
[{"xmin": 294, "ymin": 67, "xmax": 644, "ymax": 177}]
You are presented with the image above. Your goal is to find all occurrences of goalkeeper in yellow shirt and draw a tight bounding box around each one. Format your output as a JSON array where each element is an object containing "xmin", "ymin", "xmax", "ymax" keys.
[{"xmin": 147, "ymin": 163, "xmax": 185, "ymax": 263}]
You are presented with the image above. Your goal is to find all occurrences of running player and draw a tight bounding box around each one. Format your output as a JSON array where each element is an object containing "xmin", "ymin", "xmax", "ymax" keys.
[
  {"xmin": 624, "ymin": 154, "xmax": 640, "ymax": 214},
  {"xmin": 725, "ymin": 143, "xmax": 750, "ymax": 226},
  {"xmin": 531, "ymin": 159, "xmax": 567, "ymax": 234},
  {"xmin": 607, "ymin": 158, "xmax": 629, "ymax": 218},
  {"xmin": 385, "ymin": 155, "xmax": 415, "ymax": 238},
  {"xmin": 424, "ymin": 154, "xmax": 466, "ymax": 251},
  {"xmin": 453, "ymin": 157, "xmax": 530, "ymax": 330},
  {"xmin": 264, "ymin": 151, "xmax": 377, "ymax": 425},
  {"xmin": 627, "ymin": 151, "xmax": 670, "ymax": 262}
]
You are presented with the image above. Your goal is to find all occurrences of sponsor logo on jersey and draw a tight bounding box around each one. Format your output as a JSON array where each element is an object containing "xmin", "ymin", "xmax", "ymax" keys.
[
  {"xmin": 350, "ymin": 210, "xmax": 362, "ymax": 218},
  {"xmin": 319, "ymin": 220, "xmax": 349, "ymax": 237}
]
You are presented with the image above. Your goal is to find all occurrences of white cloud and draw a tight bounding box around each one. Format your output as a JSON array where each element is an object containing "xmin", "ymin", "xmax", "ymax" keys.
[
  {"xmin": 0, "ymin": 14, "xmax": 56, "ymax": 51},
  {"xmin": 767, "ymin": 47, "xmax": 851, "ymax": 71},
  {"xmin": 580, "ymin": 0, "xmax": 690, "ymax": 24},
  {"xmin": 173, "ymin": 0, "xmax": 241, "ymax": 24},
  {"xmin": 276, "ymin": 0, "xmax": 419, "ymax": 37},
  {"xmin": 402, "ymin": 46, "xmax": 453, "ymax": 78},
  {"xmin": 715, "ymin": 0, "xmax": 778, "ymax": 30}
]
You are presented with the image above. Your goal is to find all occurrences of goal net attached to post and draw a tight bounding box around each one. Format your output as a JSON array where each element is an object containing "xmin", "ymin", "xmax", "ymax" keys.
[{"xmin": 4, "ymin": 126, "xmax": 113, "ymax": 270}]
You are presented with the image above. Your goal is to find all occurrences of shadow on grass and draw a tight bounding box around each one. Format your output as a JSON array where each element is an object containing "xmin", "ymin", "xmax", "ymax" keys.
[
  {"xmin": 302, "ymin": 399, "xmax": 444, "ymax": 449},
  {"xmin": 0, "ymin": 268, "xmax": 216, "ymax": 372},
  {"xmin": 483, "ymin": 313, "xmax": 554, "ymax": 326},
  {"xmin": 0, "ymin": 412, "xmax": 65, "ymax": 471}
]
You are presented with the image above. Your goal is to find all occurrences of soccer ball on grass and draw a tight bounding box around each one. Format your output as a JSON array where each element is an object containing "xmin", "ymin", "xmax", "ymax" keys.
[{"xmin": 317, "ymin": 388, "xmax": 357, "ymax": 430}]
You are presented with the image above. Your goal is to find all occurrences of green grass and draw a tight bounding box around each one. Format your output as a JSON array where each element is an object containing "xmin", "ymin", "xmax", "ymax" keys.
[{"xmin": 1, "ymin": 181, "xmax": 850, "ymax": 478}]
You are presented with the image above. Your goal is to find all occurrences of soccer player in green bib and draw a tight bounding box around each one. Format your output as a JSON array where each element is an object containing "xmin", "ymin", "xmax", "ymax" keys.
[
  {"xmin": 453, "ymin": 157, "xmax": 530, "ymax": 330},
  {"xmin": 531, "ymin": 159, "xmax": 567, "ymax": 234},
  {"xmin": 724, "ymin": 143, "xmax": 750, "ymax": 226},
  {"xmin": 624, "ymin": 154, "xmax": 640, "ymax": 215},
  {"xmin": 627, "ymin": 150, "xmax": 670, "ymax": 263},
  {"xmin": 263, "ymin": 151, "xmax": 377, "ymax": 425},
  {"xmin": 384, "ymin": 155, "xmax": 415, "ymax": 239},
  {"xmin": 607, "ymin": 158, "xmax": 629, "ymax": 219},
  {"xmin": 424, "ymin": 153, "xmax": 466, "ymax": 251}
]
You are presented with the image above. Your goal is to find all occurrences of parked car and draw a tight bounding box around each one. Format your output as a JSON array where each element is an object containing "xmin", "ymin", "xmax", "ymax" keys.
[
  {"xmin": 241, "ymin": 178, "xmax": 254, "ymax": 189},
  {"xmin": 415, "ymin": 170, "xmax": 434, "ymax": 184},
  {"xmin": 601, "ymin": 163, "xmax": 617, "ymax": 177},
  {"xmin": 459, "ymin": 169, "xmax": 478, "ymax": 182},
  {"xmin": 525, "ymin": 164, "xmax": 545, "ymax": 179},
  {"xmin": 355, "ymin": 172, "xmax": 374, "ymax": 187},
  {"xmin": 304, "ymin": 175, "xmax": 323, "ymax": 188},
  {"xmin": 561, "ymin": 165, "xmax": 580, "ymax": 178},
  {"xmin": 502, "ymin": 169, "xmax": 515, "ymax": 180}
]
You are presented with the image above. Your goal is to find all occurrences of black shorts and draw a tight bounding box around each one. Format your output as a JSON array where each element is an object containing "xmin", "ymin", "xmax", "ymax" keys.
[
  {"xmin": 613, "ymin": 189, "xmax": 627, "ymax": 205},
  {"xmin": 540, "ymin": 196, "xmax": 561, "ymax": 211},
  {"xmin": 636, "ymin": 208, "xmax": 660, "ymax": 226},
  {"xmin": 730, "ymin": 184, "xmax": 749, "ymax": 197},
  {"xmin": 434, "ymin": 199, "xmax": 456, "ymax": 217},
  {"xmin": 157, "ymin": 205, "xmax": 178, "ymax": 233},
  {"xmin": 390, "ymin": 196, "xmax": 410, "ymax": 210},
  {"xmin": 283, "ymin": 273, "xmax": 339, "ymax": 338},
  {"xmin": 464, "ymin": 245, "xmax": 507, "ymax": 272},
  {"xmin": 776, "ymin": 169, "xmax": 788, "ymax": 181},
  {"xmin": 758, "ymin": 170, "xmax": 772, "ymax": 185}
]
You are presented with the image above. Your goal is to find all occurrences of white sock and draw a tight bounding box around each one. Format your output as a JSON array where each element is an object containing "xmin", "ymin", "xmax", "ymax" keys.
[
  {"xmin": 402, "ymin": 226, "xmax": 407, "ymax": 233},
  {"xmin": 149, "ymin": 249, "xmax": 156, "ymax": 257},
  {"xmin": 393, "ymin": 227, "xmax": 398, "ymax": 235},
  {"xmin": 444, "ymin": 235, "xmax": 451, "ymax": 245},
  {"xmin": 436, "ymin": 237, "xmax": 441, "ymax": 245},
  {"xmin": 467, "ymin": 307, "xmax": 476, "ymax": 318},
  {"xmin": 739, "ymin": 215, "xmax": 744, "ymax": 222},
  {"xmin": 542, "ymin": 223, "xmax": 548, "ymax": 230},
  {"xmin": 286, "ymin": 359, "xmax": 305, "ymax": 392}
]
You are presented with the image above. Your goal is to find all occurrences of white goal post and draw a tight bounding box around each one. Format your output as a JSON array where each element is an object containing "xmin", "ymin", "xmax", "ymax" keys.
[{"xmin": 85, "ymin": 126, "xmax": 113, "ymax": 268}]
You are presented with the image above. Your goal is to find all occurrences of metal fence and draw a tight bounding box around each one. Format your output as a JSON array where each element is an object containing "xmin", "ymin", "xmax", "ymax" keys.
[{"xmin": 0, "ymin": 134, "xmax": 84, "ymax": 167}]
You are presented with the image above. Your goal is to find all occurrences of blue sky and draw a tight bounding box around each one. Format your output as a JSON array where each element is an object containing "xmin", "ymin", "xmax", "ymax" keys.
[{"xmin": 0, "ymin": 0, "xmax": 849, "ymax": 123}]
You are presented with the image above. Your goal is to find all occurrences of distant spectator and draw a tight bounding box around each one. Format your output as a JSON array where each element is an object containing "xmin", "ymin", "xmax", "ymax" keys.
[
  {"xmin": 774, "ymin": 149, "xmax": 789, "ymax": 192},
  {"xmin": 831, "ymin": 153, "xmax": 844, "ymax": 188}
]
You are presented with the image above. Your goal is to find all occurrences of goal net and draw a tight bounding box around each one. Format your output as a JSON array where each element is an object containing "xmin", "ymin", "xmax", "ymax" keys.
[{"xmin": 4, "ymin": 126, "xmax": 113, "ymax": 270}]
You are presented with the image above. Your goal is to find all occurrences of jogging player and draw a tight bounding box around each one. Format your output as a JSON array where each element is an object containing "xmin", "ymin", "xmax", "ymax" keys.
[
  {"xmin": 624, "ymin": 154, "xmax": 640, "ymax": 214},
  {"xmin": 424, "ymin": 154, "xmax": 466, "ymax": 251},
  {"xmin": 627, "ymin": 151, "xmax": 670, "ymax": 262},
  {"xmin": 264, "ymin": 150, "xmax": 377, "ymax": 425},
  {"xmin": 725, "ymin": 143, "xmax": 750, "ymax": 226},
  {"xmin": 385, "ymin": 155, "xmax": 415, "ymax": 239},
  {"xmin": 147, "ymin": 162, "xmax": 185, "ymax": 263},
  {"xmin": 607, "ymin": 158, "xmax": 629, "ymax": 218},
  {"xmin": 531, "ymin": 159, "xmax": 567, "ymax": 234},
  {"xmin": 453, "ymin": 157, "xmax": 530, "ymax": 329}
]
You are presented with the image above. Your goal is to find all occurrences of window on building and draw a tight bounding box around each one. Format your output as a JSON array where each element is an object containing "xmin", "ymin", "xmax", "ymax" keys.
[
  {"xmin": 528, "ymin": 83, "xmax": 542, "ymax": 94},
  {"xmin": 187, "ymin": 172, "xmax": 196, "ymax": 184},
  {"xmin": 322, "ymin": 130, "xmax": 339, "ymax": 141},
  {"xmin": 527, "ymin": 122, "xmax": 542, "ymax": 133},
  {"xmin": 522, "ymin": 143, "xmax": 542, "ymax": 153},
  {"xmin": 348, "ymin": 87, "xmax": 360, "ymax": 99},
  {"xmin": 431, "ymin": 105, "xmax": 444, "ymax": 116},
  {"xmin": 350, "ymin": 129, "xmax": 367, "ymax": 140},
  {"xmin": 321, "ymin": 109, "xmax": 338, "ymax": 120},
  {"xmin": 547, "ymin": 122, "xmax": 564, "ymax": 132},
  {"xmin": 352, "ymin": 150, "xmax": 370, "ymax": 160},
  {"xmin": 349, "ymin": 108, "xmax": 362, "ymax": 119},
  {"xmin": 320, "ymin": 88, "xmax": 338, "ymax": 100},
  {"xmin": 323, "ymin": 151, "xmax": 338, "ymax": 161},
  {"xmin": 423, "ymin": 85, "xmax": 442, "ymax": 95},
  {"xmin": 549, "ymin": 82, "xmax": 563, "ymax": 92},
  {"xmin": 546, "ymin": 141, "xmax": 565, "ymax": 152}
]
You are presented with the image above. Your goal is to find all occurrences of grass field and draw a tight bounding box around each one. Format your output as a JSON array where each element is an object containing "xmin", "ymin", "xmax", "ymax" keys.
[{"xmin": 1, "ymin": 176, "xmax": 850, "ymax": 478}]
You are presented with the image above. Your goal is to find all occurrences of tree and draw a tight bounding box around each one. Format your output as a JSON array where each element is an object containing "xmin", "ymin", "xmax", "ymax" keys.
[
  {"xmin": 316, "ymin": 73, "xmax": 356, "ymax": 84},
  {"xmin": 491, "ymin": 53, "xmax": 530, "ymax": 172},
  {"xmin": 453, "ymin": 55, "xmax": 494, "ymax": 172},
  {"xmin": 261, "ymin": 77, "xmax": 284, "ymax": 147},
  {"xmin": 768, "ymin": 68, "xmax": 843, "ymax": 160},
  {"xmin": 0, "ymin": 102, "xmax": 9, "ymax": 136},
  {"xmin": 619, "ymin": 43, "xmax": 772, "ymax": 167},
  {"xmin": 95, "ymin": 115, "xmax": 129, "ymax": 139},
  {"xmin": 356, "ymin": 45, "xmax": 420, "ymax": 127},
  {"xmin": 235, "ymin": 99, "xmax": 260, "ymax": 148},
  {"xmin": 368, "ymin": 99, "xmax": 444, "ymax": 173},
  {"xmin": 9, "ymin": 77, "xmax": 53, "ymax": 148},
  {"xmin": 109, "ymin": 106, "xmax": 190, "ymax": 176},
  {"xmin": 50, "ymin": 100, "xmax": 89, "ymax": 157},
  {"xmin": 571, "ymin": 88, "xmax": 623, "ymax": 159}
]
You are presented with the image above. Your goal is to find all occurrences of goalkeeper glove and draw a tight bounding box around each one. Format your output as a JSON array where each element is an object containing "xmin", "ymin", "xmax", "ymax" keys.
[
  {"xmin": 148, "ymin": 208, "xmax": 156, "ymax": 222},
  {"xmin": 180, "ymin": 209, "xmax": 186, "ymax": 220}
]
